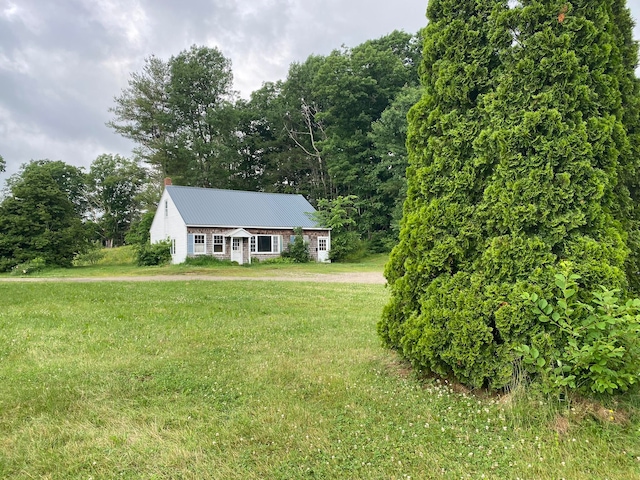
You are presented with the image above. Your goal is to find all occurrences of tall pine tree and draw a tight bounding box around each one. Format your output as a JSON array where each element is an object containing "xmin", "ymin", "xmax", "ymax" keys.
[{"xmin": 380, "ymin": 0, "xmax": 638, "ymax": 389}]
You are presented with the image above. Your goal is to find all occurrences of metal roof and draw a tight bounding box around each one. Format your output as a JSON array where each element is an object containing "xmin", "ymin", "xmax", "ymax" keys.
[{"xmin": 166, "ymin": 186, "xmax": 321, "ymax": 228}]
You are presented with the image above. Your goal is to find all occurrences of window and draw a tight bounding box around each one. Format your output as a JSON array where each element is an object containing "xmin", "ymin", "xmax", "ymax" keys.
[
  {"xmin": 252, "ymin": 235, "xmax": 282, "ymax": 253},
  {"xmin": 213, "ymin": 235, "xmax": 224, "ymax": 253},
  {"xmin": 170, "ymin": 238, "xmax": 176, "ymax": 255},
  {"xmin": 194, "ymin": 234, "xmax": 205, "ymax": 254},
  {"xmin": 257, "ymin": 235, "xmax": 272, "ymax": 252},
  {"xmin": 164, "ymin": 200, "xmax": 168, "ymax": 217}
]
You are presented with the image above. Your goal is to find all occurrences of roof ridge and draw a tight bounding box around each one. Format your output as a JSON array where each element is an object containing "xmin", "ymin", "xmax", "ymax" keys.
[
  {"xmin": 166, "ymin": 185, "xmax": 305, "ymax": 198},
  {"xmin": 165, "ymin": 186, "xmax": 320, "ymax": 228}
]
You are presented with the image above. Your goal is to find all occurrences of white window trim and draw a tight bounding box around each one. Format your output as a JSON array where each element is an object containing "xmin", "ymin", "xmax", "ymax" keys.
[
  {"xmin": 193, "ymin": 233, "xmax": 206, "ymax": 255},
  {"xmin": 170, "ymin": 238, "xmax": 176, "ymax": 255},
  {"xmin": 212, "ymin": 235, "xmax": 225, "ymax": 255},
  {"xmin": 252, "ymin": 235, "xmax": 282, "ymax": 254}
]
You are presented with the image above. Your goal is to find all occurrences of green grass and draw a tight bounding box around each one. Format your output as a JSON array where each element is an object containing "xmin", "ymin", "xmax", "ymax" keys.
[
  {"xmin": 0, "ymin": 248, "xmax": 389, "ymax": 279},
  {"xmin": 0, "ymin": 281, "xmax": 638, "ymax": 479}
]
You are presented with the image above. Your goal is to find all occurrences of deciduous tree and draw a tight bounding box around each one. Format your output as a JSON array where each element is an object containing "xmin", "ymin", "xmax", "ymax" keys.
[
  {"xmin": 108, "ymin": 46, "xmax": 235, "ymax": 187},
  {"xmin": 87, "ymin": 154, "xmax": 147, "ymax": 247}
]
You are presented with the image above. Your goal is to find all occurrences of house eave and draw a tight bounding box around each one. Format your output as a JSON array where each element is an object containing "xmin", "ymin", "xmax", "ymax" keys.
[{"xmin": 186, "ymin": 224, "xmax": 331, "ymax": 231}]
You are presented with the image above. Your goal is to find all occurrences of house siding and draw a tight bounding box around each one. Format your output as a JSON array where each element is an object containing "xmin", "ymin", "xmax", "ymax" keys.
[
  {"xmin": 150, "ymin": 190, "xmax": 188, "ymax": 264},
  {"xmin": 186, "ymin": 227, "xmax": 331, "ymax": 262}
]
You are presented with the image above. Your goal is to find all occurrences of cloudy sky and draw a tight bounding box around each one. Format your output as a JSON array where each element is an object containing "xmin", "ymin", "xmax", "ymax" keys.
[{"xmin": 1, "ymin": 0, "xmax": 640, "ymax": 185}]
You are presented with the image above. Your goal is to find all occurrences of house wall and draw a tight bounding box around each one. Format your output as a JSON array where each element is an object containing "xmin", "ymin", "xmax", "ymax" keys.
[
  {"xmin": 150, "ymin": 190, "xmax": 188, "ymax": 264},
  {"xmin": 186, "ymin": 227, "xmax": 331, "ymax": 262}
]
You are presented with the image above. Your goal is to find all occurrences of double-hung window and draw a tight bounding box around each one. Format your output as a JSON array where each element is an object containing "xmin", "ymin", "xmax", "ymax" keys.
[
  {"xmin": 213, "ymin": 235, "xmax": 224, "ymax": 253},
  {"xmin": 193, "ymin": 234, "xmax": 206, "ymax": 254}
]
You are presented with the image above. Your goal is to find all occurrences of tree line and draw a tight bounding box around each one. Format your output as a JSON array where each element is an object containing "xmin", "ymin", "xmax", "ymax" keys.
[
  {"xmin": 108, "ymin": 31, "xmax": 422, "ymax": 250},
  {"xmin": 0, "ymin": 30, "xmax": 422, "ymax": 270},
  {"xmin": 0, "ymin": 156, "xmax": 148, "ymax": 271}
]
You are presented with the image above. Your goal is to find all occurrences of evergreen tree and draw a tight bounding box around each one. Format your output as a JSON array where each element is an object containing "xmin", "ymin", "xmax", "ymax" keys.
[
  {"xmin": 0, "ymin": 165, "xmax": 86, "ymax": 270},
  {"xmin": 379, "ymin": 0, "xmax": 637, "ymax": 389},
  {"xmin": 606, "ymin": 1, "xmax": 640, "ymax": 291}
]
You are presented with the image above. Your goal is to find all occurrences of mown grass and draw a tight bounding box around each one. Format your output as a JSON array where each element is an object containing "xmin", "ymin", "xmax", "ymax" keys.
[
  {"xmin": 0, "ymin": 247, "xmax": 388, "ymax": 279},
  {"xmin": 0, "ymin": 280, "xmax": 638, "ymax": 479}
]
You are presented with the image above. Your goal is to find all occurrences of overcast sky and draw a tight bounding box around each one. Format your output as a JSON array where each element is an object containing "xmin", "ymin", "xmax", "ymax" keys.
[{"xmin": 1, "ymin": 0, "xmax": 640, "ymax": 185}]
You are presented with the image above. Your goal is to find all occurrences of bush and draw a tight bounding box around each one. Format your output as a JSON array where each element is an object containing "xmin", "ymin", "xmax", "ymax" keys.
[
  {"xmin": 11, "ymin": 257, "xmax": 47, "ymax": 276},
  {"xmin": 257, "ymin": 256, "xmax": 295, "ymax": 265},
  {"xmin": 74, "ymin": 243, "xmax": 106, "ymax": 266},
  {"xmin": 183, "ymin": 256, "xmax": 235, "ymax": 267},
  {"xmin": 136, "ymin": 241, "xmax": 171, "ymax": 266},
  {"xmin": 98, "ymin": 245, "xmax": 137, "ymax": 266},
  {"xmin": 518, "ymin": 273, "xmax": 640, "ymax": 395},
  {"xmin": 311, "ymin": 196, "xmax": 363, "ymax": 262},
  {"xmin": 282, "ymin": 227, "xmax": 311, "ymax": 263}
]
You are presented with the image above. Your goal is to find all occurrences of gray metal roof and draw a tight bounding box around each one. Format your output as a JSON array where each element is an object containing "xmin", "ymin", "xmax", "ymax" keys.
[{"xmin": 166, "ymin": 186, "xmax": 322, "ymax": 228}]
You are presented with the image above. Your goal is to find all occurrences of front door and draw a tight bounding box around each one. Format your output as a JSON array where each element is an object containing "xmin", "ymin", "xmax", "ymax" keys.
[
  {"xmin": 231, "ymin": 237, "xmax": 243, "ymax": 264},
  {"xmin": 317, "ymin": 236, "xmax": 330, "ymax": 262}
]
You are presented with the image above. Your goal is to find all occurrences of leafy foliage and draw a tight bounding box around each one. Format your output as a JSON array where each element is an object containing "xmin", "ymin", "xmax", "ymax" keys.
[
  {"xmin": 108, "ymin": 46, "xmax": 235, "ymax": 188},
  {"xmin": 73, "ymin": 243, "xmax": 106, "ymax": 266},
  {"xmin": 369, "ymin": 85, "xmax": 423, "ymax": 250},
  {"xmin": 519, "ymin": 274, "xmax": 640, "ymax": 395},
  {"xmin": 6, "ymin": 160, "xmax": 88, "ymax": 216},
  {"xmin": 87, "ymin": 154, "xmax": 147, "ymax": 247},
  {"xmin": 125, "ymin": 211, "xmax": 155, "ymax": 246},
  {"xmin": 312, "ymin": 196, "xmax": 363, "ymax": 262},
  {"xmin": 379, "ymin": 0, "xmax": 638, "ymax": 391},
  {"xmin": 10, "ymin": 257, "xmax": 46, "ymax": 276},
  {"xmin": 136, "ymin": 240, "xmax": 171, "ymax": 266},
  {"xmin": 182, "ymin": 256, "xmax": 236, "ymax": 267},
  {"xmin": 109, "ymin": 32, "xmax": 423, "ymax": 246},
  {"xmin": 281, "ymin": 227, "xmax": 311, "ymax": 263},
  {"xmin": 0, "ymin": 161, "xmax": 88, "ymax": 271}
]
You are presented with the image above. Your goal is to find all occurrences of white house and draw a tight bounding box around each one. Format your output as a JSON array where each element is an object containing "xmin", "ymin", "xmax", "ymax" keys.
[{"xmin": 149, "ymin": 180, "xmax": 331, "ymax": 264}]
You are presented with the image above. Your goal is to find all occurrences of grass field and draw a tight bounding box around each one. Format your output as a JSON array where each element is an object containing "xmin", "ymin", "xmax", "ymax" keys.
[
  {"xmin": 0, "ymin": 247, "xmax": 389, "ymax": 279},
  {"xmin": 1, "ymin": 280, "xmax": 639, "ymax": 479}
]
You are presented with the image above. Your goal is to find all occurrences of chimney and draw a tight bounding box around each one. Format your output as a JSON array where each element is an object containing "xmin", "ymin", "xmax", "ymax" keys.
[{"xmin": 164, "ymin": 177, "xmax": 172, "ymax": 186}]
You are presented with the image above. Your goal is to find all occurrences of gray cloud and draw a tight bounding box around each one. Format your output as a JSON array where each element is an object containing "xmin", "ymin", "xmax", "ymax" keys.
[{"xmin": 0, "ymin": 0, "xmax": 638, "ymax": 186}]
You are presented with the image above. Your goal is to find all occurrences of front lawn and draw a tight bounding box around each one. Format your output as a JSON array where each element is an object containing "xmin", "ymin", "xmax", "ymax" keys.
[
  {"xmin": 0, "ymin": 280, "xmax": 638, "ymax": 478},
  {"xmin": 0, "ymin": 247, "xmax": 389, "ymax": 279}
]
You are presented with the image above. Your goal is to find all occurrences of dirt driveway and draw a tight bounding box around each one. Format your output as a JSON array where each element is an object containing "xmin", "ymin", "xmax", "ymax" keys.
[{"xmin": 0, "ymin": 271, "xmax": 386, "ymax": 285}]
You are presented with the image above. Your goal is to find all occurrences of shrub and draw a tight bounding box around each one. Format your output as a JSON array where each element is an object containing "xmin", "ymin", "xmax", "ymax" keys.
[
  {"xmin": 97, "ymin": 245, "xmax": 137, "ymax": 266},
  {"xmin": 11, "ymin": 257, "xmax": 46, "ymax": 276},
  {"xmin": 282, "ymin": 227, "xmax": 311, "ymax": 263},
  {"xmin": 136, "ymin": 240, "xmax": 171, "ymax": 266},
  {"xmin": 74, "ymin": 243, "xmax": 106, "ymax": 266},
  {"xmin": 256, "ymin": 257, "xmax": 294, "ymax": 265},
  {"xmin": 518, "ymin": 273, "xmax": 640, "ymax": 395},
  {"xmin": 183, "ymin": 256, "xmax": 235, "ymax": 267},
  {"xmin": 311, "ymin": 196, "xmax": 363, "ymax": 262}
]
